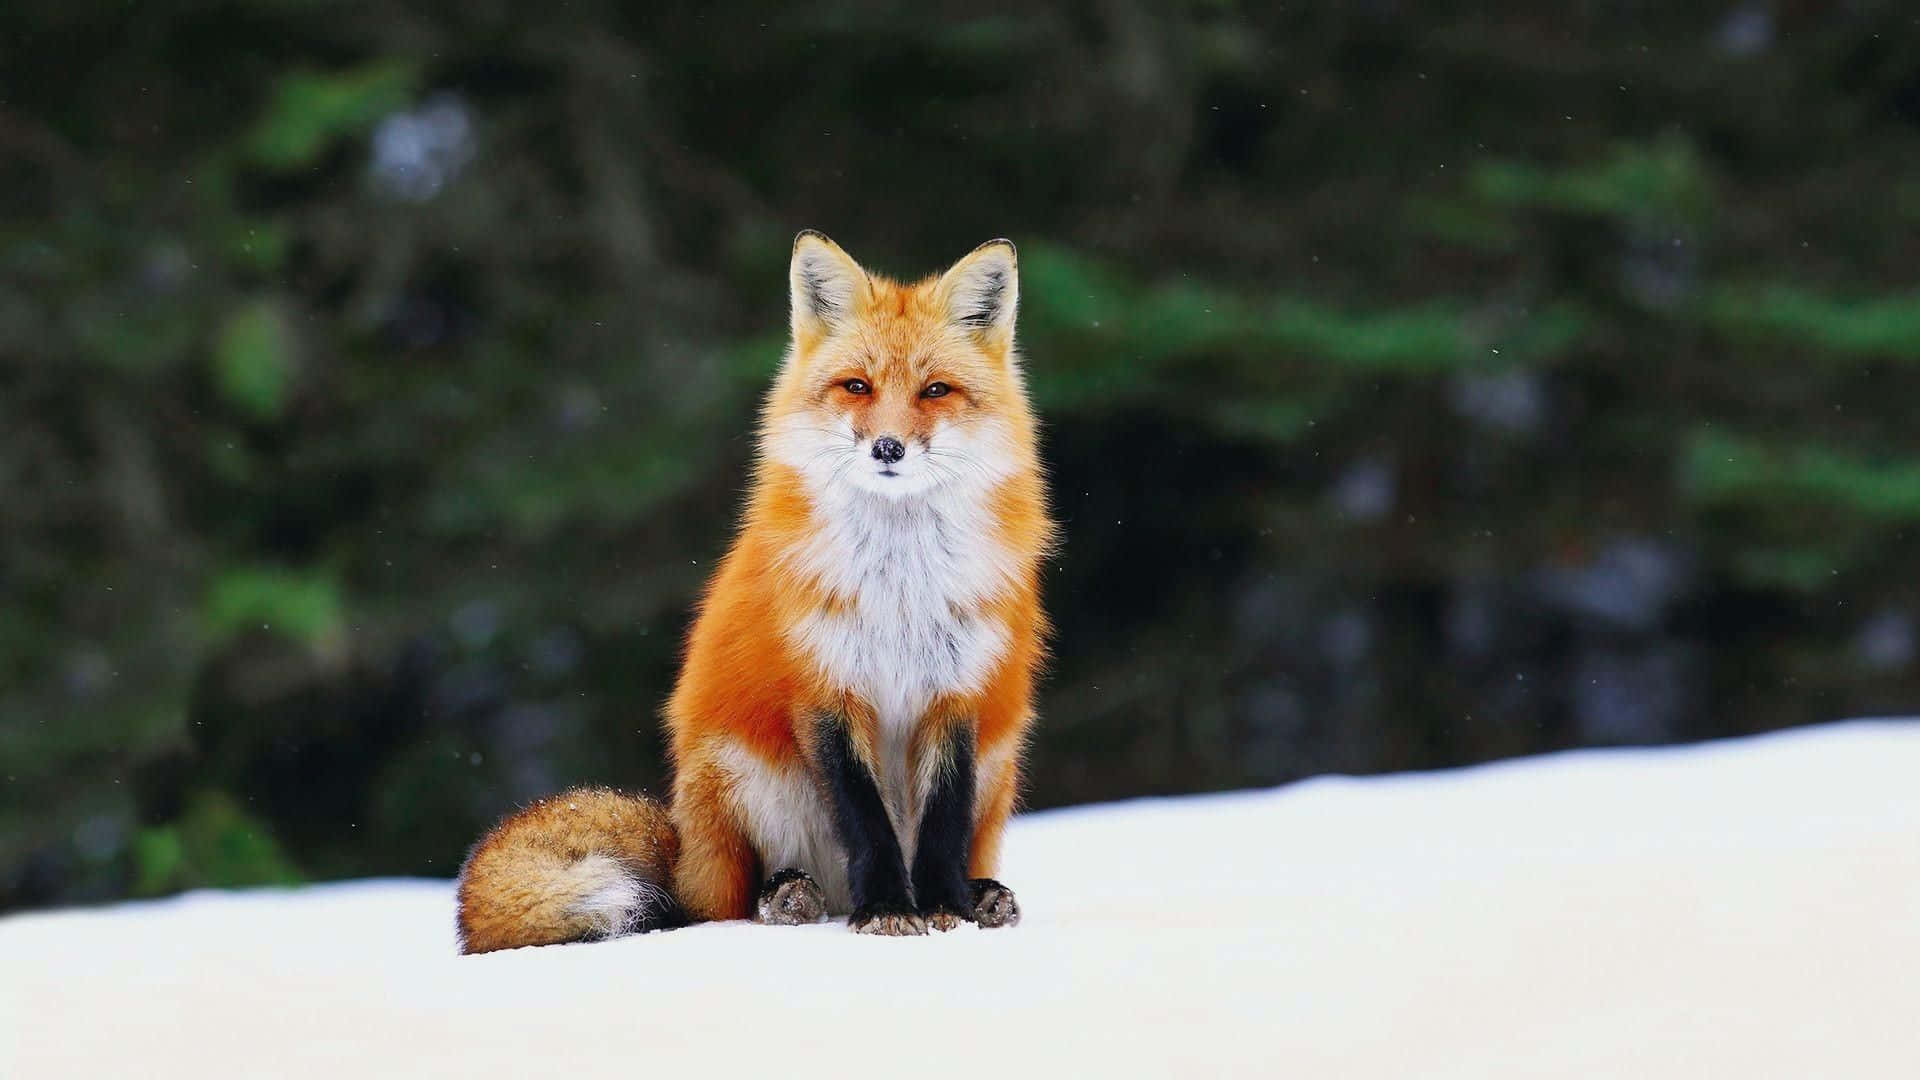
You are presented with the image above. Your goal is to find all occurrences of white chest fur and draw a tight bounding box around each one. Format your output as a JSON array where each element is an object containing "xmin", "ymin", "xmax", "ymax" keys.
[
  {"xmin": 785, "ymin": 486, "xmax": 1014, "ymax": 848},
  {"xmin": 788, "ymin": 487, "xmax": 1013, "ymax": 729}
]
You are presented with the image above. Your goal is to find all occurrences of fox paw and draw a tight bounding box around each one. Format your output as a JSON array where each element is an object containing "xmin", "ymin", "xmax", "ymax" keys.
[
  {"xmin": 755, "ymin": 868, "xmax": 828, "ymax": 926},
  {"xmin": 849, "ymin": 906, "xmax": 927, "ymax": 936},
  {"xmin": 969, "ymin": 878, "xmax": 1020, "ymax": 928},
  {"xmin": 924, "ymin": 908, "xmax": 966, "ymax": 932}
]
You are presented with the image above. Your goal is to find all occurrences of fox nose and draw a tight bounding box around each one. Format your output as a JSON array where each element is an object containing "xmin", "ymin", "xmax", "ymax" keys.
[{"xmin": 871, "ymin": 436, "xmax": 906, "ymax": 465}]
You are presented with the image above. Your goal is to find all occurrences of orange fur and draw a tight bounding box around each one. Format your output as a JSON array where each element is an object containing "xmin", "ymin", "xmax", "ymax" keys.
[
  {"xmin": 455, "ymin": 788, "xmax": 677, "ymax": 954},
  {"xmin": 454, "ymin": 233, "xmax": 1053, "ymax": 948}
]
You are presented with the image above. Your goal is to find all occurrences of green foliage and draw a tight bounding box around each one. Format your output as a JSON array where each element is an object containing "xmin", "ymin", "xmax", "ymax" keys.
[
  {"xmin": 1472, "ymin": 135, "xmax": 1713, "ymax": 225},
  {"xmin": 1028, "ymin": 246, "xmax": 1478, "ymax": 378},
  {"xmin": 204, "ymin": 567, "xmax": 345, "ymax": 646},
  {"xmin": 1729, "ymin": 546, "xmax": 1848, "ymax": 593},
  {"xmin": 425, "ymin": 424, "xmax": 704, "ymax": 541},
  {"xmin": 1684, "ymin": 429, "xmax": 1920, "ymax": 522},
  {"xmin": 1403, "ymin": 197, "xmax": 1523, "ymax": 252},
  {"xmin": 247, "ymin": 62, "xmax": 420, "ymax": 170},
  {"xmin": 213, "ymin": 300, "xmax": 297, "ymax": 420},
  {"xmin": 1208, "ymin": 394, "xmax": 1328, "ymax": 444},
  {"xmin": 133, "ymin": 793, "xmax": 303, "ymax": 897},
  {"xmin": 1706, "ymin": 285, "xmax": 1920, "ymax": 359},
  {"xmin": 222, "ymin": 221, "xmax": 293, "ymax": 274},
  {"xmin": 1026, "ymin": 246, "xmax": 1587, "ymax": 388}
]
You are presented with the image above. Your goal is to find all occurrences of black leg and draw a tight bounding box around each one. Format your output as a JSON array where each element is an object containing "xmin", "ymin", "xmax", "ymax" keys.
[
  {"xmin": 814, "ymin": 714, "xmax": 922, "ymax": 935},
  {"xmin": 911, "ymin": 725, "xmax": 976, "ymax": 929}
]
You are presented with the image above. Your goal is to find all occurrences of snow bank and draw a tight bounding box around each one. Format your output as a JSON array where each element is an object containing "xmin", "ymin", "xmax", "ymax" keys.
[{"xmin": 5, "ymin": 720, "xmax": 1918, "ymax": 1078}]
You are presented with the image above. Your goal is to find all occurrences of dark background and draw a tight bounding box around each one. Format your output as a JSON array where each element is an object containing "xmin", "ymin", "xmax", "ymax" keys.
[{"xmin": 5, "ymin": 2, "xmax": 1918, "ymax": 910}]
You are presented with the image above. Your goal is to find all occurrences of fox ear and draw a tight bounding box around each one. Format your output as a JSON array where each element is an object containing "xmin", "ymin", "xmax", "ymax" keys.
[
  {"xmin": 937, "ymin": 239, "xmax": 1019, "ymax": 349},
  {"xmin": 790, "ymin": 230, "xmax": 869, "ymax": 342}
]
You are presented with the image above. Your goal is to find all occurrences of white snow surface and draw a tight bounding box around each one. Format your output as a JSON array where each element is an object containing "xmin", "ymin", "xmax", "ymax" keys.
[{"xmin": 5, "ymin": 720, "xmax": 1919, "ymax": 1078}]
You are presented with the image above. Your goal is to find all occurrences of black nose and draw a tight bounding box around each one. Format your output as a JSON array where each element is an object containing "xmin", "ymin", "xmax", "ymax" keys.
[{"xmin": 871, "ymin": 436, "xmax": 906, "ymax": 465}]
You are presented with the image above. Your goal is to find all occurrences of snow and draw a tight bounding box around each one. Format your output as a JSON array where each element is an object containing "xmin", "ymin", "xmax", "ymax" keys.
[{"xmin": 6, "ymin": 719, "xmax": 1919, "ymax": 1078}]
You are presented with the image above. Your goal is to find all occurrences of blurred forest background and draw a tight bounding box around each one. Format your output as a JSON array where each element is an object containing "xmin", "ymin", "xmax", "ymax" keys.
[{"xmin": 5, "ymin": 2, "xmax": 1920, "ymax": 911}]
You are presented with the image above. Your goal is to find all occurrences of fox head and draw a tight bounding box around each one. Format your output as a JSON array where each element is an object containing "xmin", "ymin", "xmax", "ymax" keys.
[{"xmin": 762, "ymin": 232, "xmax": 1037, "ymax": 501}]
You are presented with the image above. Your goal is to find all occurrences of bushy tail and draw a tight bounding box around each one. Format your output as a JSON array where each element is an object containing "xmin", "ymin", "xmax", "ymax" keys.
[{"xmin": 455, "ymin": 787, "xmax": 682, "ymax": 954}]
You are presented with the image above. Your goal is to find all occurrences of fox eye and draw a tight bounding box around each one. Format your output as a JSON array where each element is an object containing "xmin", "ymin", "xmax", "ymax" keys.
[
  {"xmin": 921, "ymin": 382, "xmax": 950, "ymax": 399},
  {"xmin": 842, "ymin": 378, "xmax": 871, "ymax": 395}
]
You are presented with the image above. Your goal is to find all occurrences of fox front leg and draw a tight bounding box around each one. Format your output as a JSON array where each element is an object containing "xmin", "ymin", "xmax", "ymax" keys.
[
  {"xmin": 910, "ymin": 724, "xmax": 977, "ymax": 931},
  {"xmin": 814, "ymin": 713, "xmax": 924, "ymax": 936}
]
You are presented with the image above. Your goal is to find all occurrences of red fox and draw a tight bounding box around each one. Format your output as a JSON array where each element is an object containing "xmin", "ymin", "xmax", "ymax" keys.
[{"xmin": 456, "ymin": 232, "xmax": 1052, "ymax": 951}]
